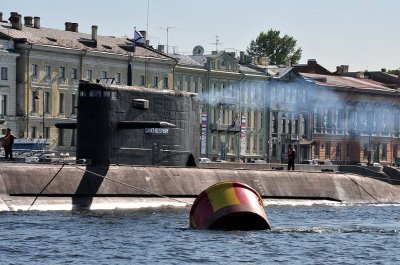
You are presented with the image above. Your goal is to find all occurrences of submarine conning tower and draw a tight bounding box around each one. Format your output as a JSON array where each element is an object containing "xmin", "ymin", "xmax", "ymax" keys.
[{"xmin": 64, "ymin": 80, "xmax": 199, "ymax": 166}]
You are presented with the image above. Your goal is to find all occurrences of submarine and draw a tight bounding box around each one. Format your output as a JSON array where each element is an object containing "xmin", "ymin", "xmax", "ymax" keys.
[
  {"xmin": 56, "ymin": 80, "xmax": 199, "ymax": 167},
  {"xmin": 0, "ymin": 80, "xmax": 399, "ymax": 212}
]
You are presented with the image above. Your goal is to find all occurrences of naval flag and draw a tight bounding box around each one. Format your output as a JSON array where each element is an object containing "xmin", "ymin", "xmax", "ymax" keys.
[{"xmin": 134, "ymin": 30, "xmax": 145, "ymax": 44}]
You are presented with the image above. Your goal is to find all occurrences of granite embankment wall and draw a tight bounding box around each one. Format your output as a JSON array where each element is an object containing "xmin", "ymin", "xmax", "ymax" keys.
[{"xmin": 0, "ymin": 164, "xmax": 400, "ymax": 203}]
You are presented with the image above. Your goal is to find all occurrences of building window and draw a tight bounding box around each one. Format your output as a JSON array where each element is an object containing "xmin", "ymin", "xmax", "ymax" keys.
[
  {"xmin": 314, "ymin": 143, "xmax": 320, "ymax": 157},
  {"xmin": 58, "ymin": 128, "xmax": 64, "ymax": 146},
  {"xmin": 44, "ymin": 91, "xmax": 50, "ymax": 113},
  {"xmin": 31, "ymin": 126, "xmax": 37, "ymax": 139},
  {"xmin": 101, "ymin": 71, "xmax": 107, "ymax": 78},
  {"xmin": 382, "ymin": 144, "xmax": 387, "ymax": 160},
  {"xmin": 363, "ymin": 143, "xmax": 368, "ymax": 160},
  {"xmin": 59, "ymin": 93, "xmax": 65, "ymax": 114},
  {"xmin": 140, "ymin": 75, "xmax": 145, "ymax": 86},
  {"xmin": 153, "ymin": 76, "xmax": 159, "ymax": 88},
  {"xmin": 163, "ymin": 77, "xmax": 168, "ymax": 88},
  {"xmin": 72, "ymin": 68, "xmax": 78, "ymax": 79},
  {"xmin": 325, "ymin": 142, "xmax": 331, "ymax": 159},
  {"xmin": 86, "ymin": 70, "xmax": 93, "ymax": 81},
  {"xmin": 272, "ymin": 112, "xmax": 278, "ymax": 134},
  {"xmin": 32, "ymin": 91, "xmax": 38, "ymax": 113},
  {"xmin": 59, "ymin": 67, "xmax": 66, "ymax": 79},
  {"xmin": 1, "ymin": 67, "xmax": 8, "ymax": 80},
  {"xmin": 44, "ymin": 127, "xmax": 50, "ymax": 139},
  {"xmin": 1, "ymin": 95, "xmax": 7, "ymax": 116},
  {"xmin": 116, "ymin": 73, "xmax": 121, "ymax": 84},
  {"xmin": 212, "ymin": 135, "xmax": 217, "ymax": 150},
  {"xmin": 272, "ymin": 144, "xmax": 277, "ymax": 156},
  {"xmin": 72, "ymin": 94, "xmax": 77, "ymax": 115},
  {"xmin": 336, "ymin": 143, "xmax": 341, "ymax": 160},
  {"xmin": 45, "ymin": 65, "xmax": 51, "ymax": 78},
  {"xmin": 31, "ymin": 64, "xmax": 38, "ymax": 76}
]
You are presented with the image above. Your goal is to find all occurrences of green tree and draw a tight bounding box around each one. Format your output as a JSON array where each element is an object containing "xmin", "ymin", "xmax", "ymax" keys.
[{"xmin": 247, "ymin": 29, "xmax": 302, "ymax": 65}]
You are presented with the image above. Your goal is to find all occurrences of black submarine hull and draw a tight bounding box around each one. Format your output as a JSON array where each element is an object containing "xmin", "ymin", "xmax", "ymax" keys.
[
  {"xmin": 57, "ymin": 81, "xmax": 199, "ymax": 167},
  {"xmin": 1, "ymin": 163, "xmax": 400, "ymax": 211}
]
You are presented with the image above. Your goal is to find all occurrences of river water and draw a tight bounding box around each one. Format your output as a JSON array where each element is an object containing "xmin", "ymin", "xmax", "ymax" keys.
[{"xmin": 0, "ymin": 200, "xmax": 399, "ymax": 264}]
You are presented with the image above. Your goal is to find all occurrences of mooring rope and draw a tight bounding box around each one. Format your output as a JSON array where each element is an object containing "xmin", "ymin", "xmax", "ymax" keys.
[
  {"xmin": 346, "ymin": 174, "xmax": 400, "ymax": 219},
  {"xmin": 27, "ymin": 163, "xmax": 66, "ymax": 211},
  {"xmin": 345, "ymin": 175, "xmax": 383, "ymax": 204},
  {"xmin": 28, "ymin": 163, "xmax": 192, "ymax": 210},
  {"xmin": 71, "ymin": 164, "xmax": 192, "ymax": 206}
]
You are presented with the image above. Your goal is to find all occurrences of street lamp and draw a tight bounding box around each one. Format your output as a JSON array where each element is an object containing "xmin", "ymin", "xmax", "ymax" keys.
[{"xmin": 34, "ymin": 89, "xmax": 45, "ymax": 139}]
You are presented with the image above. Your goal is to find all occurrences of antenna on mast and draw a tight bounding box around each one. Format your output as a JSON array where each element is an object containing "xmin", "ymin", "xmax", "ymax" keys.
[
  {"xmin": 160, "ymin": 26, "xmax": 175, "ymax": 54},
  {"xmin": 210, "ymin": 36, "xmax": 222, "ymax": 52}
]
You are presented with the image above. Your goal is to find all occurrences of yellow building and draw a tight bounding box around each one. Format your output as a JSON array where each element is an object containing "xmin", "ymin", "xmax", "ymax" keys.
[{"xmin": 0, "ymin": 13, "xmax": 174, "ymax": 155}]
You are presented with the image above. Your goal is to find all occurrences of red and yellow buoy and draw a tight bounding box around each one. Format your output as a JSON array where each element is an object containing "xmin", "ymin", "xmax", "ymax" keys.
[{"xmin": 189, "ymin": 181, "xmax": 271, "ymax": 230}]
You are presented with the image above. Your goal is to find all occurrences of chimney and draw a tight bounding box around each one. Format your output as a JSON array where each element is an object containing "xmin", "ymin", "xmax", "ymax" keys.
[
  {"xmin": 0, "ymin": 12, "xmax": 3, "ymax": 22},
  {"xmin": 381, "ymin": 68, "xmax": 386, "ymax": 73},
  {"xmin": 9, "ymin": 12, "xmax": 22, "ymax": 30},
  {"xmin": 239, "ymin": 51, "xmax": 245, "ymax": 64},
  {"xmin": 307, "ymin": 59, "xmax": 317, "ymax": 65},
  {"xmin": 24, "ymin": 16, "xmax": 33, "ymax": 27},
  {"xmin": 65, "ymin": 22, "xmax": 73, "ymax": 31},
  {"xmin": 91, "ymin": 25, "xmax": 98, "ymax": 41},
  {"xmin": 139, "ymin": 30, "xmax": 146, "ymax": 41},
  {"xmin": 33, "ymin": 16, "xmax": 40, "ymax": 29},
  {"xmin": 336, "ymin": 65, "xmax": 349, "ymax": 75},
  {"xmin": 66, "ymin": 22, "xmax": 78, "ymax": 32},
  {"xmin": 157, "ymin": 45, "xmax": 165, "ymax": 53},
  {"xmin": 72, "ymin": 23, "xmax": 78, "ymax": 32},
  {"xmin": 356, "ymin": 72, "xmax": 365, "ymax": 79}
]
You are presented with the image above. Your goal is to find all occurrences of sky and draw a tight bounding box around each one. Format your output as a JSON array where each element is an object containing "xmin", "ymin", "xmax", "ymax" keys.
[{"xmin": 2, "ymin": 0, "xmax": 399, "ymax": 72}]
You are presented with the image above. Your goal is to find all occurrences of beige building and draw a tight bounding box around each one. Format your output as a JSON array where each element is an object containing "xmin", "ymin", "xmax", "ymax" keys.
[{"xmin": 0, "ymin": 12, "xmax": 175, "ymax": 154}]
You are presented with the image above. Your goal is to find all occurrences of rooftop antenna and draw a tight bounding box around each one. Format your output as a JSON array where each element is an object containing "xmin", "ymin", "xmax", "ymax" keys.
[
  {"xmin": 146, "ymin": 0, "xmax": 150, "ymax": 39},
  {"xmin": 211, "ymin": 36, "xmax": 222, "ymax": 52},
  {"xmin": 160, "ymin": 26, "xmax": 175, "ymax": 54}
]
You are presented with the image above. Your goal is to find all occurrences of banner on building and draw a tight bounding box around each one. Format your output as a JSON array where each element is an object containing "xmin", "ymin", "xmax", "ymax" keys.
[
  {"xmin": 201, "ymin": 112, "xmax": 207, "ymax": 155},
  {"xmin": 240, "ymin": 114, "xmax": 247, "ymax": 156}
]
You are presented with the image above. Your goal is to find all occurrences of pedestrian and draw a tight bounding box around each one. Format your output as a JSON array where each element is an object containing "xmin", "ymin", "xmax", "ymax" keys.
[
  {"xmin": 287, "ymin": 145, "xmax": 296, "ymax": 170},
  {"xmin": 2, "ymin": 128, "xmax": 15, "ymax": 161}
]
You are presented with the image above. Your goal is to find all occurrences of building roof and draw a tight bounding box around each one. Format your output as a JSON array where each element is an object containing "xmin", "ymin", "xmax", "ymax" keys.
[
  {"xmin": 0, "ymin": 21, "xmax": 170, "ymax": 60},
  {"xmin": 293, "ymin": 59, "xmax": 333, "ymax": 75},
  {"xmin": 171, "ymin": 52, "xmax": 266, "ymax": 75},
  {"xmin": 301, "ymin": 73, "xmax": 395, "ymax": 92}
]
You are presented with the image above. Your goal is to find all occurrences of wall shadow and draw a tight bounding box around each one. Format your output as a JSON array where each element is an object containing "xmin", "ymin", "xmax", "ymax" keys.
[{"xmin": 72, "ymin": 165, "xmax": 109, "ymax": 210}]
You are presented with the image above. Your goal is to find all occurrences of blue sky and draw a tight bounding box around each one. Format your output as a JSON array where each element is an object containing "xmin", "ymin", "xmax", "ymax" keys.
[{"xmin": 2, "ymin": 0, "xmax": 399, "ymax": 71}]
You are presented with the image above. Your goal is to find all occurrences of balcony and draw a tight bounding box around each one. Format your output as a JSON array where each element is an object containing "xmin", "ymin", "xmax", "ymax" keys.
[
  {"xmin": 210, "ymin": 123, "xmax": 240, "ymax": 132},
  {"xmin": 281, "ymin": 133, "xmax": 299, "ymax": 141},
  {"xmin": 209, "ymin": 96, "xmax": 237, "ymax": 106}
]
